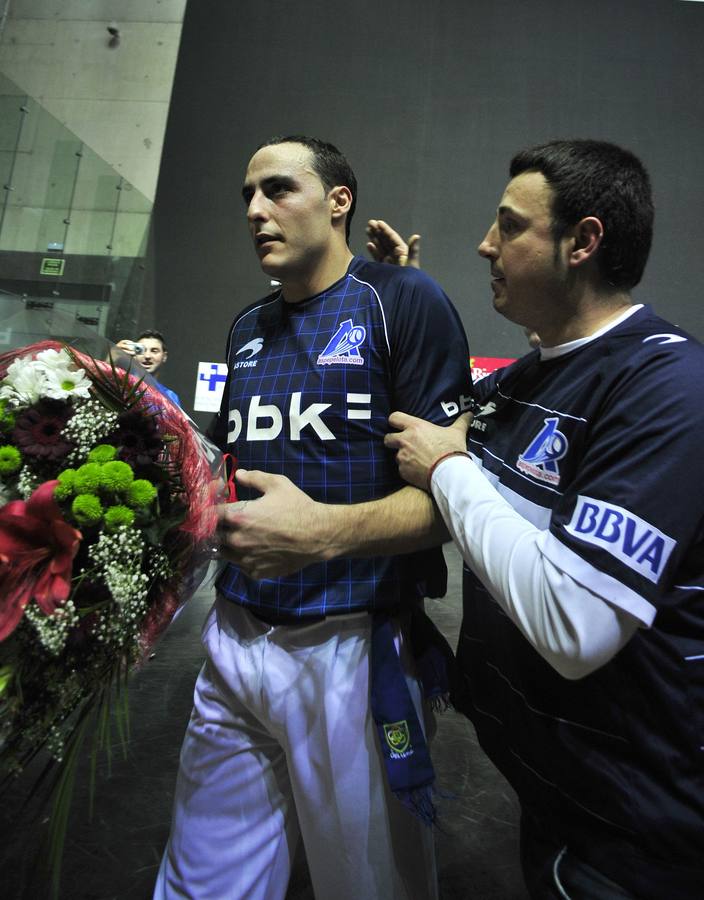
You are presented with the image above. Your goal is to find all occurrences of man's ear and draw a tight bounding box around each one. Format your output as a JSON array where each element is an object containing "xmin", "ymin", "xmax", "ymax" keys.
[
  {"xmin": 329, "ymin": 185, "xmax": 353, "ymax": 225},
  {"xmin": 568, "ymin": 216, "xmax": 604, "ymax": 268}
]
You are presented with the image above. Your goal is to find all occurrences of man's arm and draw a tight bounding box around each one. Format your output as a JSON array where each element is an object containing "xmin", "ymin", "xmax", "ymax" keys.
[
  {"xmin": 216, "ymin": 471, "xmax": 449, "ymax": 580},
  {"xmin": 384, "ymin": 411, "xmax": 642, "ymax": 680}
]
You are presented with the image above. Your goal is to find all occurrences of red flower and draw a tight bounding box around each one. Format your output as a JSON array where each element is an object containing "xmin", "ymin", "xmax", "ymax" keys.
[{"xmin": 0, "ymin": 481, "xmax": 82, "ymax": 641}]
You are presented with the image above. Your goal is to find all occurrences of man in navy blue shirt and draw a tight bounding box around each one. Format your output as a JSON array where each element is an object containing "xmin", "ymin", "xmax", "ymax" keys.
[
  {"xmin": 381, "ymin": 140, "xmax": 704, "ymax": 899},
  {"xmin": 227, "ymin": 140, "xmax": 704, "ymax": 899},
  {"xmin": 154, "ymin": 136, "xmax": 472, "ymax": 900}
]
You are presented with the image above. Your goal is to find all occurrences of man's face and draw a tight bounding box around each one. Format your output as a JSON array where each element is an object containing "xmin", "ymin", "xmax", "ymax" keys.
[
  {"xmin": 242, "ymin": 142, "xmax": 335, "ymax": 285},
  {"xmin": 137, "ymin": 338, "xmax": 167, "ymax": 376},
  {"xmin": 478, "ymin": 171, "xmax": 571, "ymax": 335}
]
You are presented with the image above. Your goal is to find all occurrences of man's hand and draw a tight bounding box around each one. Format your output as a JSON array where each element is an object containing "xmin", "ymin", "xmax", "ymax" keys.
[
  {"xmin": 114, "ymin": 339, "xmax": 141, "ymax": 357},
  {"xmin": 215, "ymin": 469, "xmax": 332, "ymax": 579},
  {"xmin": 366, "ymin": 219, "xmax": 421, "ymax": 268},
  {"xmin": 105, "ymin": 339, "xmax": 139, "ymax": 367},
  {"xmin": 384, "ymin": 411, "xmax": 472, "ymax": 491}
]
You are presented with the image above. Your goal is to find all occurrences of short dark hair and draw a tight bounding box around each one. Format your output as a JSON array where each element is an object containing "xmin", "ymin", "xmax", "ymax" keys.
[
  {"xmin": 256, "ymin": 135, "xmax": 357, "ymax": 242},
  {"xmin": 137, "ymin": 329, "xmax": 167, "ymax": 351},
  {"xmin": 509, "ymin": 139, "xmax": 654, "ymax": 290}
]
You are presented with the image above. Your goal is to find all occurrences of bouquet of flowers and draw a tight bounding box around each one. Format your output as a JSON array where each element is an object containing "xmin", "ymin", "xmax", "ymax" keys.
[{"xmin": 0, "ymin": 339, "xmax": 222, "ymax": 890}]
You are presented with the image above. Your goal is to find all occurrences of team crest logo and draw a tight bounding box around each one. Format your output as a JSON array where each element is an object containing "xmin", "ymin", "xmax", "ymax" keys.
[
  {"xmin": 317, "ymin": 319, "xmax": 366, "ymax": 366},
  {"xmin": 516, "ymin": 416, "xmax": 567, "ymax": 486},
  {"xmin": 383, "ymin": 720, "xmax": 411, "ymax": 756}
]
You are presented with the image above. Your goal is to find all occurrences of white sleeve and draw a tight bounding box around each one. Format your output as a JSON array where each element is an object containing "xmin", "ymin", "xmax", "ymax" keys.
[{"xmin": 431, "ymin": 455, "xmax": 641, "ymax": 680}]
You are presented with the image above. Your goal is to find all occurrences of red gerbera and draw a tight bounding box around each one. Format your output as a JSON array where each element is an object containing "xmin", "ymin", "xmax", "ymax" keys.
[
  {"xmin": 110, "ymin": 409, "xmax": 163, "ymax": 467},
  {"xmin": 12, "ymin": 400, "xmax": 74, "ymax": 461}
]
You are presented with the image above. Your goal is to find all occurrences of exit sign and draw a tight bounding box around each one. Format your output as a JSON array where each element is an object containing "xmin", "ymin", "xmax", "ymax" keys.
[{"xmin": 40, "ymin": 258, "xmax": 65, "ymax": 276}]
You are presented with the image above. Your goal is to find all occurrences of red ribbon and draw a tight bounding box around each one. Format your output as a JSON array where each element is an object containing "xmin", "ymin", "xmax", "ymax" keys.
[{"xmin": 222, "ymin": 452, "xmax": 238, "ymax": 502}]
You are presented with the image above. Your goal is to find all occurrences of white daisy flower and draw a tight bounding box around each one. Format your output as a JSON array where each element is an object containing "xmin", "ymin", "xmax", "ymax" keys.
[
  {"xmin": 41, "ymin": 366, "xmax": 92, "ymax": 400},
  {"xmin": 35, "ymin": 349, "xmax": 92, "ymax": 400},
  {"xmin": 0, "ymin": 356, "xmax": 47, "ymax": 405},
  {"xmin": 35, "ymin": 348, "xmax": 73, "ymax": 371}
]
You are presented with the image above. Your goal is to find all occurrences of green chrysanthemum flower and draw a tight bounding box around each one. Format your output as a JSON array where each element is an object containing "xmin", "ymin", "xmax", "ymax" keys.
[
  {"xmin": 0, "ymin": 399, "xmax": 15, "ymax": 431},
  {"xmin": 54, "ymin": 468, "xmax": 78, "ymax": 501},
  {"xmin": 126, "ymin": 478, "xmax": 158, "ymax": 508},
  {"xmin": 87, "ymin": 443, "xmax": 117, "ymax": 464},
  {"xmin": 100, "ymin": 460, "xmax": 134, "ymax": 492},
  {"xmin": 74, "ymin": 462, "xmax": 102, "ymax": 494},
  {"xmin": 0, "ymin": 445, "xmax": 21, "ymax": 476},
  {"xmin": 72, "ymin": 493, "xmax": 104, "ymax": 526},
  {"xmin": 104, "ymin": 504, "xmax": 135, "ymax": 531}
]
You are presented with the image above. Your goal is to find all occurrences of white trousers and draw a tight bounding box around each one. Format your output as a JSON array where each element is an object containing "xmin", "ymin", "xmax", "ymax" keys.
[{"xmin": 154, "ymin": 597, "xmax": 438, "ymax": 900}]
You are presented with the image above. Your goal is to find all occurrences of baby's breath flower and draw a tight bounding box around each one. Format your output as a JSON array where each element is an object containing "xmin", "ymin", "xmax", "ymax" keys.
[
  {"xmin": 18, "ymin": 466, "xmax": 41, "ymax": 499},
  {"xmin": 147, "ymin": 546, "xmax": 172, "ymax": 581},
  {"xmin": 87, "ymin": 528, "xmax": 150, "ymax": 648},
  {"xmin": 24, "ymin": 599, "xmax": 79, "ymax": 656},
  {"xmin": 63, "ymin": 400, "xmax": 119, "ymax": 464},
  {"xmin": 46, "ymin": 725, "xmax": 65, "ymax": 763}
]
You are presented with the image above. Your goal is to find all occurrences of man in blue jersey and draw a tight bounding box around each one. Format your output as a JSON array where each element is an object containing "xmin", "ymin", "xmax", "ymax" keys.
[
  {"xmin": 380, "ymin": 140, "xmax": 704, "ymax": 899},
  {"xmin": 154, "ymin": 136, "xmax": 473, "ymax": 900},
  {"xmin": 226, "ymin": 139, "xmax": 704, "ymax": 899}
]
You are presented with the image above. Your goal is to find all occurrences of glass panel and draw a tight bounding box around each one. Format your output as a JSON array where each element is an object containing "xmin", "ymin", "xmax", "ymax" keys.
[
  {"xmin": 0, "ymin": 72, "xmax": 154, "ymax": 350},
  {"xmin": 111, "ymin": 211, "xmax": 151, "ymax": 257}
]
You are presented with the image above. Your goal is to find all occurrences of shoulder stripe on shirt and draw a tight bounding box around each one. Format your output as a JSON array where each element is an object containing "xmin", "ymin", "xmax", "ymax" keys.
[
  {"xmin": 495, "ymin": 387, "xmax": 588, "ymax": 423},
  {"xmin": 348, "ymin": 273, "xmax": 392, "ymax": 357},
  {"xmin": 225, "ymin": 294, "xmax": 281, "ymax": 359}
]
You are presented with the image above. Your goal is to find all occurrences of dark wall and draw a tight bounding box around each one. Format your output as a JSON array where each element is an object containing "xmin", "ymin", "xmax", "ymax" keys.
[{"xmin": 152, "ymin": 0, "xmax": 704, "ymax": 423}]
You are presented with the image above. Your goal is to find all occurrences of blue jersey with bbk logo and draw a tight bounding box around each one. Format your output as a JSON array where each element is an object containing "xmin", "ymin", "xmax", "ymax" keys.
[{"xmin": 212, "ymin": 255, "xmax": 473, "ymax": 618}]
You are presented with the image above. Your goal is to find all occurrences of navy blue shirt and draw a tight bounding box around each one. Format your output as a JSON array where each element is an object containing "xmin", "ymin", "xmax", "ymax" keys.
[
  {"xmin": 212, "ymin": 256, "xmax": 472, "ymax": 618},
  {"xmin": 459, "ymin": 305, "xmax": 704, "ymax": 898}
]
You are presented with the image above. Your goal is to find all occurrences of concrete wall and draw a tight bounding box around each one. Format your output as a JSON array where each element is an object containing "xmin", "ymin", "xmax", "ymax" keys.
[
  {"xmin": 0, "ymin": 0, "xmax": 186, "ymax": 202},
  {"xmin": 151, "ymin": 0, "xmax": 704, "ymax": 421}
]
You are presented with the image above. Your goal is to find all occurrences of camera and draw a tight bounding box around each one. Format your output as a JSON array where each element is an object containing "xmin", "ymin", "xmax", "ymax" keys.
[{"xmin": 123, "ymin": 340, "xmax": 145, "ymax": 355}]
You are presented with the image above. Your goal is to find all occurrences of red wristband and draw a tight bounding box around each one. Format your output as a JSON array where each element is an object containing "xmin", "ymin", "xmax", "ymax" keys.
[{"xmin": 427, "ymin": 450, "xmax": 469, "ymax": 492}]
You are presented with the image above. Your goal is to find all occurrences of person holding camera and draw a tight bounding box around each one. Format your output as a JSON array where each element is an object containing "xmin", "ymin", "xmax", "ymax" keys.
[{"xmin": 115, "ymin": 329, "xmax": 182, "ymax": 408}]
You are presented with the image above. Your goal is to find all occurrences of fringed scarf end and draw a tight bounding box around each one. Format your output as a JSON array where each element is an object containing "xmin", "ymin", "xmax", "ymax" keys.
[{"xmin": 395, "ymin": 785, "xmax": 437, "ymax": 827}]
